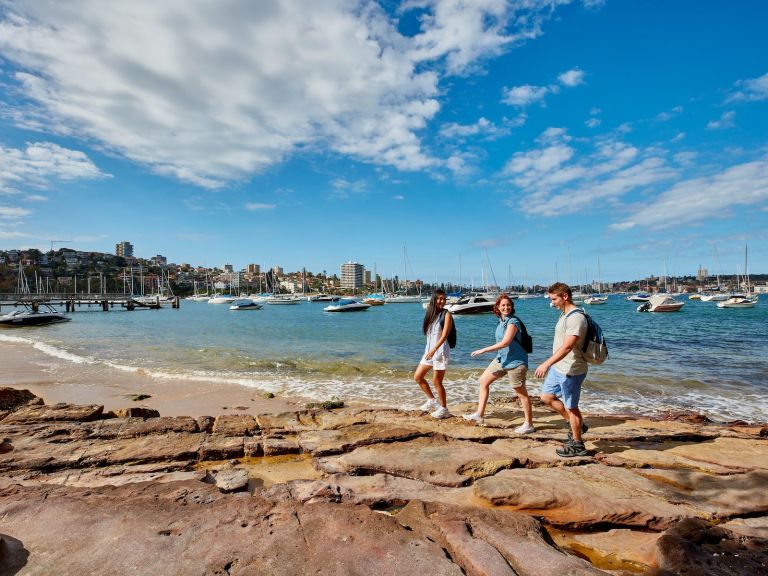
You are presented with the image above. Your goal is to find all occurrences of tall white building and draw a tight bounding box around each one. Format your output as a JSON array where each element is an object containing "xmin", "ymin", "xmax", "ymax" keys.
[{"xmin": 341, "ymin": 261, "xmax": 364, "ymax": 290}]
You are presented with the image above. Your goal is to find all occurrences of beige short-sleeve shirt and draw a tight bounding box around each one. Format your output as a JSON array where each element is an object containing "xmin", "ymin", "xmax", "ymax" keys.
[{"xmin": 553, "ymin": 309, "xmax": 588, "ymax": 376}]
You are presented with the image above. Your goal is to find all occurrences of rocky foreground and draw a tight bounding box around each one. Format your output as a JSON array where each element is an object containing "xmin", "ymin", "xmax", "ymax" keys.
[{"xmin": 1, "ymin": 388, "xmax": 766, "ymax": 575}]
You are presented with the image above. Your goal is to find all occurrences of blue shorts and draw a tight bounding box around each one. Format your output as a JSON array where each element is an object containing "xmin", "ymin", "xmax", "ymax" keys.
[{"xmin": 541, "ymin": 367, "xmax": 586, "ymax": 409}]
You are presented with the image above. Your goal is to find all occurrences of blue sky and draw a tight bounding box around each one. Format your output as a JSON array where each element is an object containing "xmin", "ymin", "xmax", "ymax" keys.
[{"xmin": 0, "ymin": 0, "xmax": 766, "ymax": 287}]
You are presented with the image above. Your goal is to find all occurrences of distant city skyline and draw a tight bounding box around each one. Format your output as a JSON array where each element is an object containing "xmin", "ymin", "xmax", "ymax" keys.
[{"xmin": 0, "ymin": 1, "xmax": 766, "ymax": 287}]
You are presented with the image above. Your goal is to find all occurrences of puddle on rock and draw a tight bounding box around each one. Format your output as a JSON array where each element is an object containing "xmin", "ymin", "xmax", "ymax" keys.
[
  {"xmin": 196, "ymin": 454, "xmax": 322, "ymax": 492},
  {"xmin": 545, "ymin": 525, "xmax": 655, "ymax": 573}
]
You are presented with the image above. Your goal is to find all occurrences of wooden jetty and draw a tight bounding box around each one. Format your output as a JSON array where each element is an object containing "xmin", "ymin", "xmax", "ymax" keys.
[{"xmin": 0, "ymin": 293, "xmax": 181, "ymax": 312}]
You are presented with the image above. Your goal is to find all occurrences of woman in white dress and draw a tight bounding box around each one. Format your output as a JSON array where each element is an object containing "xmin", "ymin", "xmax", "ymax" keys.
[{"xmin": 413, "ymin": 289, "xmax": 454, "ymax": 419}]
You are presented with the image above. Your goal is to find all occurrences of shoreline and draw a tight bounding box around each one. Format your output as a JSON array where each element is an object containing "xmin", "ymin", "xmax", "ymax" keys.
[
  {"xmin": 0, "ymin": 340, "xmax": 316, "ymax": 417},
  {"xmin": 2, "ymin": 338, "xmax": 766, "ymax": 426}
]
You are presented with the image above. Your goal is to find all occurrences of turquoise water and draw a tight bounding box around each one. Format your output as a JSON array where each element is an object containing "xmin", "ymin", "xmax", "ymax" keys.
[{"xmin": 3, "ymin": 295, "xmax": 767, "ymax": 423}]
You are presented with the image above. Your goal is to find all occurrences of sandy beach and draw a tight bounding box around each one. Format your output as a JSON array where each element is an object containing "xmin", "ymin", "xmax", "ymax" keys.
[{"xmin": 0, "ymin": 339, "xmax": 310, "ymax": 417}]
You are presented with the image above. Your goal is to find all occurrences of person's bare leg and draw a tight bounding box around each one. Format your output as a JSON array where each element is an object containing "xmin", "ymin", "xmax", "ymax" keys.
[
  {"xmin": 432, "ymin": 369, "xmax": 447, "ymax": 407},
  {"xmin": 567, "ymin": 406, "xmax": 583, "ymax": 441},
  {"xmin": 540, "ymin": 393, "xmax": 569, "ymax": 421},
  {"xmin": 516, "ymin": 385, "xmax": 533, "ymax": 424},
  {"xmin": 413, "ymin": 364, "xmax": 434, "ymax": 399},
  {"xmin": 475, "ymin": 369, "xmax": 499, "ymax": 416}
]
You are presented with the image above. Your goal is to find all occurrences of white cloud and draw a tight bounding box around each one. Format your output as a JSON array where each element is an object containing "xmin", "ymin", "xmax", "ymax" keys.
[
  {"xmin": 557, "ymin": 68, "xmax": 585, "ymax": 87},
  {"xmin": 656, "ymin": 106, "xmax": 683, "ymax": 122},
  {"xmin": 726, "ymin": 71, "xmax": 768, "ymax": 102},
  {"xmin": 612, "ymin": 157, "xmax": 768, "ymax": 230},
  {"xmin": 439, "ymin": 116, "xmax": 514, "ymax": 140},
  {"xmin": 0, "ymin": 142, "xmax": 108, "ymax": 195},
  {"xmin": 0, "ymin": 206, "xmax": 32, "ymax": 219},
  {"xmin": 406, "ymin": 0, "xmax": 571, "ymax": 75},
  {"xmin": 505, "ymin": 128, "xmax": 678, "ymax": 217},
  {"xmin": 585, "ymin": 118, "xmax": 601, "ymax": 128},
  {"xmin": 0, "ymin": 1, "xmax": 572, "ymax": 187},
  {"xmin": 502, "ymin": 66, "xmax": 585, "ymax": 108},
  {"xmin": 244, "ymin": 203, "xmax": 276, "ymax": 211},
  {"xmin": 392, "ymin": 194, "xmax": 405, "ymax": 200},
  {"xmin": 706, "ymin": 110, "xmax": 735, "ymax": 130},
  {"xmin": 501, "ymin": 84, "xmax": 551, "ymax": 106}
]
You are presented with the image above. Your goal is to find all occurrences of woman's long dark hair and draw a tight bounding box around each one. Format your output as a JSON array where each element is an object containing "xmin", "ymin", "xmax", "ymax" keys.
[{"xmin": 423, "ymin": 289, "xmax": 447, "ymax": 335}]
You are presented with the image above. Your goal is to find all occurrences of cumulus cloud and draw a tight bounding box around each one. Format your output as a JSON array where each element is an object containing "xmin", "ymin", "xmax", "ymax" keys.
[
  {"xmin": 439, "ymin": 116, "xmax": 511, "ymax": 140},
  {"xmin": 0, "ymin": 1, "xmax": 572, "ymax": 188},
  {"xmin": 502, "ymin": 84, "xmax": 552, "ymax": 106},
  {"xmin": 0, "ymin": 142, "xmax": 108, "ymax": 195},
  {"xmin": 585, "ymin": 118, "xmax": 601, "ymax": 128},
  {"xmin": 726, "ymin": 71, "xmax": 768, "ymax": 102},
  {"xmin": 612, "ymin": 156, "xmax": 768, "ymax": 230},
  {"xmin": 504, "ymin": 128, "xmax": 678, "ymax": 216},
  {"xmin": 557, "ymin": 68, "xmax": 585, "ymax": 87},
  {"xmin": 502, "ymin": 66, "xmax": 585, "ymax": 108},
  {"xmin": 706, "ymin": 110, "xmax": 735, "ymax": 130}
]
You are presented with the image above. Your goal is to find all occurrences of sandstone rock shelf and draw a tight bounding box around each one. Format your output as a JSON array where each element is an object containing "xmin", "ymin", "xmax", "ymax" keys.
[{"xmin": 1, "ymin": 388, "xmax": 766, "ymax": 575}]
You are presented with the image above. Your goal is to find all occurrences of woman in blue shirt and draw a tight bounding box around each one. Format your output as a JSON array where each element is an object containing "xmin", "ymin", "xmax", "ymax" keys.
[{"xmin": 464, "ymin": 294, "xmax": 534, "ymax": 432}]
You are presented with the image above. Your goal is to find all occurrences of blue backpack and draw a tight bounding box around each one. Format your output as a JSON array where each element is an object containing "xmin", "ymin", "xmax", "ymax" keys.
[{"xmin": 566, "ymin": 309, "xmax": 608, "ymax": 365}]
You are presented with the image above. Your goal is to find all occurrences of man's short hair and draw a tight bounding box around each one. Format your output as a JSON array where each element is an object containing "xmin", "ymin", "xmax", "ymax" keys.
[{"xmin": 547, "ymin": 282, "xmax": 572, "ymax": 299}]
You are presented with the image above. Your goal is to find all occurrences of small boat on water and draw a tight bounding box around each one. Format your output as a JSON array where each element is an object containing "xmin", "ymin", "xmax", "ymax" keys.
[
  {"xmin": 384, "ymin": 294, "xmax": 422, "ymax": 303},
  {"xmin": 207, "ymin": 294, "xmax": 237, "ymax": 305},
  {"xmin": 584, "ymin": 294, "xmax": 609, "ymax": 305},
  {"xmin": 362, "ymin": 293, "xmax": 386, "ymax": 306},
  {"xmin": 627, "ymin": 292, "xmax": 651, "ymax": 302},
  {"xmin": 266, "ymin": 294, "xmax": 302, "ymax": 305},
  {"xmin": 445, "ymin": 294, "xmax": 495, "ymax": 315},
  {"xmin": 717, "ymin": 295, "xmax": 758, "ymax": 309},
  {"xmin": 637, "ymin": 295, "xmax": 685, "ymax": 313},
  {"xmin": 688, "ymin": 293, "xmax": 701, "ymax": 300},
  {"xmin": 229, "ymin": 299, "xmax": 263, "ymax": 310},
  {"xmin": 700, "ymin": 293, "xmax": 730, "ymax": 302},
  {"xmin": 307, "ymin": 293, "xmax": 339, "ymax": 302},
  {"xmin": 0, "ymin": 303, "xmax": 70, "ymax": 327},
  {"xmin": 323, "ymin": 298, "xmax": 370, "ymax": 312}
]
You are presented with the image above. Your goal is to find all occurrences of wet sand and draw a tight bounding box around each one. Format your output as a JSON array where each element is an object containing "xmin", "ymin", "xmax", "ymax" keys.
[{"xmin": 1, "ymin": 340, "xmax": 311, "ymax": 416}]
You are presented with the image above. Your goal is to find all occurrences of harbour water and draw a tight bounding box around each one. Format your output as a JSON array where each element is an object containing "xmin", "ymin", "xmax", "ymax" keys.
[{"xmin": 2, "ymin": 295, "xmax": 767, "ymax": 423}]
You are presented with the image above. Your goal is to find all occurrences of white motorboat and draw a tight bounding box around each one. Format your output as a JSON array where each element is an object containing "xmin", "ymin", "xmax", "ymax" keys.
[
  {"xmin": 323, "ymin": 298, "xmax": 371, "ymax": 312},
  {"xmin": 266, "ymin": 294, "xmax": 302, "ymax": 305},
  {"xmin": 637, "ymin": 295, "xmax": 685, "ymax": 313},
  {"xmin": 584, "ymin": 294, "xmax": 608, "ymax": 305},
  {"xmin": 0, "ymin": 304, "xmax": 70, "ymax": 327},
  {"xmin": 627, "ymin": 292, "xmax": 651, "ymax": 302},
  {"xmin": 384, "ymin": 294, "xmax": 422, "ymax": 303},
  {"xmin": 700, "ymin": 293, "xmax": 730, "ymax": 302},
  {"xmin": 307, "ymin": 293, "xmax": 339, "ymax": 302},
  {"xmin": 207, "ymin": 294, "xmax": 237, "ymax": 304},
  {"xmin": 717, "ymin": 295, "xmax": 758, "ymax": 309},
  {"xmin": 445, "ymin": 294, "xmax": 495, "ymax": 315},
  {"xmin": 229, "ymin": 299, "xmax": 263, "ymax": 310}
]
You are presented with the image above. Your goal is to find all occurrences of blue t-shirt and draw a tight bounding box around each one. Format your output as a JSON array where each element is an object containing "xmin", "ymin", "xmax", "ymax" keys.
[{"xmin": 496, "ymin": 316, "xmax": 528, "ymax": 369}]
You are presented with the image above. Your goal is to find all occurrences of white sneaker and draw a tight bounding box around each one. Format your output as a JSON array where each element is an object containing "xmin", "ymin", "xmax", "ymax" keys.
[
  {"xmin": 514, "ymin": 422, "xmax": 535, "ymax": 434},
  {"xmin": 462, "ymin": 412, "xmax": 484, "ymax": 425},
  {"xmin": 419, "ymin": 398, "xmax": 439, "ymax": 412},
  {"xmin": 431, "ymin": 406, "xmax": 452, "ymax": 419}
]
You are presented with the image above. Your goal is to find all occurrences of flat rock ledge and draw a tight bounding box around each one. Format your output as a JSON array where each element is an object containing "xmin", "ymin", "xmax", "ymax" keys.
[{"xmin": 1, "ymin": 388, "xmax": 766, "ymax": 575}]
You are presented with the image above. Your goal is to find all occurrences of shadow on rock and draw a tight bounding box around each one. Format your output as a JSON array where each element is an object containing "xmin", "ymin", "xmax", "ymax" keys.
[{"xmin": 0, "ymin": 534, "xmax": 29, "ymax": 576}]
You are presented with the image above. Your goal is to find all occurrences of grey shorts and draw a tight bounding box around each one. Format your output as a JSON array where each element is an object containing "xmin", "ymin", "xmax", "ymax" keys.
[{"xmin": 488, "ymin": 359, "xmax": 528, "ymax": 389}]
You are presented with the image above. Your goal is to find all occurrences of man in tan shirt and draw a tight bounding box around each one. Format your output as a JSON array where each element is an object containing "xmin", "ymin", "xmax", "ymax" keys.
[{"xmin": 534, "ymin": 282, "xmax": 589, "ymax": 457}]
